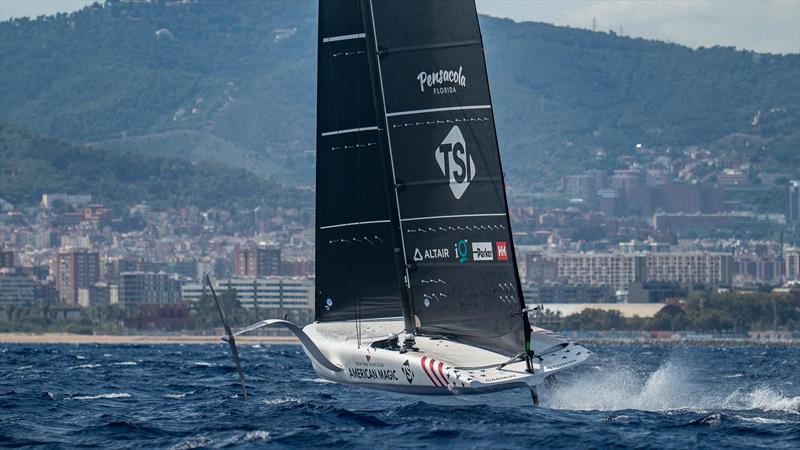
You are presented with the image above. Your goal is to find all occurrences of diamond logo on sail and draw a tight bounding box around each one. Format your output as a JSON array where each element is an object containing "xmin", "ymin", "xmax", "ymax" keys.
[{"xmin": 435, "ymin": 125, "xmax": 475, "ymax": 199}]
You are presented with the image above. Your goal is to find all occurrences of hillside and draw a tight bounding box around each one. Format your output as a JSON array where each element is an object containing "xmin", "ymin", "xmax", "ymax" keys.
[
  {"xmin": 1, "ymin": 0, "xmax": 798, "ymax": 188},
  {"xmin": 0, "ymin": 122, "xmax": 308, "ymax": 210}
]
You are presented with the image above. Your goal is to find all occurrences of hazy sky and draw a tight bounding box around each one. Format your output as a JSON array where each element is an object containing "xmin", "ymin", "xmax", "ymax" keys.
[{"xmin": 1, "ymin": 0, "xmax": 798, "ymax": 54}]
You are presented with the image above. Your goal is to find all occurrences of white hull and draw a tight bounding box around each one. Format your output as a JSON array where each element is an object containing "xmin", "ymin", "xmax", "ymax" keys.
[{"xmin": 297, "ymin": 320, "xmax": 591, "ymax": 395}]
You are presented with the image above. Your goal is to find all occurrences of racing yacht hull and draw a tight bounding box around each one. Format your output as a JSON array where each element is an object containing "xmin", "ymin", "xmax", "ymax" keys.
[{"xmin": 299, "ymin": 320, "xmax": 591, "ymax": 395}]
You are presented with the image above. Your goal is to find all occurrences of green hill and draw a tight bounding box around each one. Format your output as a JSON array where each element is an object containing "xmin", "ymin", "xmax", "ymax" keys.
[
  {"xmin": 0, "ymin": 122, "xmax": 307, "ymax": 210},
  {"xmin": 1, "ymin": 0, "xmax": 798, "ymax": 188}
]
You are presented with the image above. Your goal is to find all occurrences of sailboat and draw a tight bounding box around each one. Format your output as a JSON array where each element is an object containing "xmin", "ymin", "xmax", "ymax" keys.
[{"xmin": 211, "ymin": 0, "xmax": 591, "ymax": 405}]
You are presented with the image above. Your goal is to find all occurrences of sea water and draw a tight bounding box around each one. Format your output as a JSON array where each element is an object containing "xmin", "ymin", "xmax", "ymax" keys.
[{"xmin": 1, "ymin": 344, "xmax": 798, "ymax": 448}]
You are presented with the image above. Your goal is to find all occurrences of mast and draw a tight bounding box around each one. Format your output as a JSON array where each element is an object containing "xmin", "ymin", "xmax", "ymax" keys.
[{"xmin": 360, "ymin": 0, "xmax": 417, "ymax": 340}]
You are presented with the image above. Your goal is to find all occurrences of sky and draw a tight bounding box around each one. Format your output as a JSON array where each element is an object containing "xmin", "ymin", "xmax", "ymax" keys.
[{"xmin": 0, "ymin": 0, "xmax": 798, "ymax": 54}]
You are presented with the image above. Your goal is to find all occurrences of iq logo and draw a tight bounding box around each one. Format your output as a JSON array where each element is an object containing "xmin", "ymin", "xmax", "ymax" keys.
[
  {"xmin": 496, "ymin": 242, "xmax": 509, "ymax": 261},
  {"xmin": 455, "ymin": 239, "xmax": 470, "ymax": 263}
]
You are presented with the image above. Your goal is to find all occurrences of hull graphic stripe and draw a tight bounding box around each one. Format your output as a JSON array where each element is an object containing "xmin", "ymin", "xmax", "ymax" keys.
[
  {"xmin": 437, "ymin": 361, "xmax": 447, "ymax": 386},
  {"xmin": 322, "ymin": 33, "xmax": 366, "ymax": 43},
  {"xmin": 386, "ymin": 104, "xmax": 491, "ymax": 117},
  {"xmin": 401, "ymin": 213, "xmax": 507, "ymax": 222},
  {"xmin": 320, "ymin": 126, "xmax": 379, "ymax": 137},
  {"xmin": 429, "ymin": 358, "xmax": 445, "ymax": 387},
  {"xmin": 319, "ymin": 219, "xmax": 391, "ymax": 230},
  {"xmin": 420, "ymin": 356, "xmax": 439, "ymax": 386}
]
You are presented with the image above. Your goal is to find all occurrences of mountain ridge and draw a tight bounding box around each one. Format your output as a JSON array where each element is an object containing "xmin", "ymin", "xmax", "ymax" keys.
[
  {"xmin": 0, "ymin": 122, "xmax": 308, "ymax": 210},
  {"xmin": 1, "ymin": 0, "xmax": 797, "ymax": 189}
]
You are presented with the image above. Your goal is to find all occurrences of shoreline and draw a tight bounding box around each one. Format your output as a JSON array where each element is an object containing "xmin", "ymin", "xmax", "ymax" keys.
[{"xmin": 0, "ymin": 333, "xmax": 300, "ymax": 345}]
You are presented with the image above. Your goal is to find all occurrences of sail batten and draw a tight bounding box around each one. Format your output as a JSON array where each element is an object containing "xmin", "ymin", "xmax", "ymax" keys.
[{"xmin": 386, "ymin": 105, "xmax": 491, "ymax": 117}]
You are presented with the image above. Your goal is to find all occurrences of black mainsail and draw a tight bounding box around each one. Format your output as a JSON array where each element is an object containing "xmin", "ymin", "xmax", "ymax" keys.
[
  {"xmin": 315, "ymin": 0, "xmax": 404, "ymax": 322},
  {"xmin": 316, "ymin": 0, "xmax": 530, "ymax": 357}
]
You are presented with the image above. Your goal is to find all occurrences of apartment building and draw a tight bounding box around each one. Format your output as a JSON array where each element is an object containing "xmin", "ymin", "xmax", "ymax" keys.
[{"xmin": 182, "ymin": 277, "xmax": 313, "ymax": 310}]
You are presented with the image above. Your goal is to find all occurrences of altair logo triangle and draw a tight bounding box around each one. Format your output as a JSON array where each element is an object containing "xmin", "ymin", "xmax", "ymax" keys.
[{"xmin": 435, "ymin": 125, "xmax": 475, "ymax": 199}]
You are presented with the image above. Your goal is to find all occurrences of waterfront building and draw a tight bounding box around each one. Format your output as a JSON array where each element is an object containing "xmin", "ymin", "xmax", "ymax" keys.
[
  {"xmin": 181, "ymin": 276, "xmax": 313, "ymax": 310},
  {"xmin": 53, "ymin": 249, "xmax": 100, "ymax": 305},
  {"xmin": 528, "ymin": 251, "xmax": 732, "ymax": 291},
  {"xmin": 118, "ymin": 272, "xmax": 182, "ymax": 306},
  {"xmin": 0, "ymin": 270, "xmax": 35, "ymax": 306},
  {"xmin": 234, "ymin": 245, "xmax": 281, "ymax": 277}
]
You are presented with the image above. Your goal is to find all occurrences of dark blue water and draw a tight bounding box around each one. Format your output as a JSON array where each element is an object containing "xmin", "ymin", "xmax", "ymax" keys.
[{"xmin": 1, "ymin": 343, "xmax": 798, "ymax": 449}]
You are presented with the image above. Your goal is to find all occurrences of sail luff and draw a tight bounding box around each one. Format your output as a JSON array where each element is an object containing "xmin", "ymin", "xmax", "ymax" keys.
[{"xmin": 361, "ymin": 0, "xmax": 417, "ymax": 335}]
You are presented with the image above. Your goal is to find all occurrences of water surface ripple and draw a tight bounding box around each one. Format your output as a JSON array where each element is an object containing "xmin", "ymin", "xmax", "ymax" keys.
[{"xmin": 1, "ymin": 344, "xmax": 798, "ymax": 448}]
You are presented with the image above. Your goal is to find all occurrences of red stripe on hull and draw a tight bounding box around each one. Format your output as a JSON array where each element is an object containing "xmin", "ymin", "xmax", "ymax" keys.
[
  {"xmin": 437, "ymin": 361, "xmax": 447, "ymax": 386},
  {"xmin": 420, "ymin": 356, "xmax": 439, "ymax": 386},
  {"xmin": 429, "ymin": 358, "xmax": 445, "ymax": 387}
]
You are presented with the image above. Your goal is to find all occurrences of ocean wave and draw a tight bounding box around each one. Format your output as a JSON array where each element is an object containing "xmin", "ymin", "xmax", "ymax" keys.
[
  {"xmin": 262, "ymin": 397, "xmax": 302, "ymax": 406},
  {"xmin": 69, "ymin": 364, "xmax": 101, "ymax": 370},
  {"xmin": 111, "ymin": 361, "xmax": 138, "ymax": 366},
  {"xmin": 734, "ymin": 415, "xmax": 789, "ymax": 424},
  {"xmin": 70, "ymin": 393, "xmax": 131, "ymax": 400},
  {"xmin": 546, "ymin": 359, "xmax": 696, "ymax": 411},
  {"xmin": 187, "ymin": 361, "xmax": 219, "ymax": 368},
  {"xmin": 300, "ymin": 378, "xmax": 336, "ymax": 384},
  {"xmin": 165, "ymin": 391, "xmax": 195, "ymax": 399},
  {"xmin": 170, "ymin": 436, "xmax": 213, "ymax": 450},
  {"xmin": 742, "ymin": 388, "xmax": 800, "ymax": 414},
  {"xmin": 546, "ymin": 359, "xmax": 800, "ymax": 415},
  {"xmin": 227, "ymin": 430, "xmax": 270, "ymax": 445}
]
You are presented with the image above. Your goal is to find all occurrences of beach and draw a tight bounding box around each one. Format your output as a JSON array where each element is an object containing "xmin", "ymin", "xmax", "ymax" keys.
[{"xmin": 0, "ymin": 333, "xmax": 300, "ymax": 345}]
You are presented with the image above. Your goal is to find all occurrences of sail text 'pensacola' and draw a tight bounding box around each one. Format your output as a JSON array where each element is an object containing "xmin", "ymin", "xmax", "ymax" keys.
[{"xmin": 417, "ymin": 66, "xmax": 466, "ymax": 93}]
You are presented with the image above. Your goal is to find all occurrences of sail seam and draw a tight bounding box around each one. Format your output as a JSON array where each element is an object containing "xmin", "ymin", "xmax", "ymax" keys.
[
  {"xmin": 386, "ymin": 105, "xmax": 491, "ymax": 117},
  {"xmin": 378, "ymin": 39, "xmax": 481, "ymax": 55},
  {"xmin": 401, "ymin": 213, "xmax": 507, "ymax": 222},
  {"xmin": 320, "ymin": 126, "xmax": 379, "ymax": 137},
  {"xmin": 319, "ymin": 219, "xmax": 391, "ymax": 230},
  {"xmin": 322, "ymin": 33, "xmax": 366, "ymax": 43}
]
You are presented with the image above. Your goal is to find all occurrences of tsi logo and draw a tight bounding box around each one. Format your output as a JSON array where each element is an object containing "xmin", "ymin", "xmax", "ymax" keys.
[
  {"xmin": 471, "ymin": 242, "xmax": 494, "ymax": 261},
  {"xmin": 435, "ymin": 125, "xmax": 475, "ymax": 199},
  {"xmin": 402, "ymin": 359, "xmax": 414, "ymax": 384}
]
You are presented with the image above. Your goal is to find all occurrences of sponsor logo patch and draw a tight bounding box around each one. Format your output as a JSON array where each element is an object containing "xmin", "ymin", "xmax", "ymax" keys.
[
  {"xmin": 496, "ymin": 242, "xmax": 508, "ymax": 261},
  {"xmin": 402, "ymin": 359, "xmax": 414, "ymax": 384},
  {"xmin": 471, "ymin": 242, "xmax": 493, "ymax": 261},
  {"xmin": 417, "ymin": 66, "xmax": 466, "ymax": 94},
  {"xmin": 413, "ymin": 247, "xmax": 451, "ymax": 262},
  {"xmin": 348, "ymin": 367, "xmax": 399, "ymax": 381},
  {"xmin": 455, "ymin": 239, "xmax": 470, "ymax": 263},
  {"xmin": 435, "ymin": 125, "xmax": 475, "ymax": 200}
]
